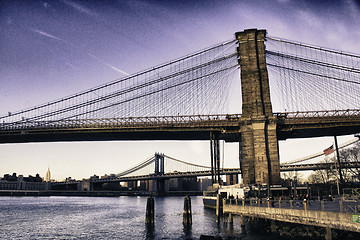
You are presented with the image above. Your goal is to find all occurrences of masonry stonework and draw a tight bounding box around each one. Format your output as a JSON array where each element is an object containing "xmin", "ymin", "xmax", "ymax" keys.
[{"xmin": 236, "ymin": 29, "xmax": 280, "ymax": 185}]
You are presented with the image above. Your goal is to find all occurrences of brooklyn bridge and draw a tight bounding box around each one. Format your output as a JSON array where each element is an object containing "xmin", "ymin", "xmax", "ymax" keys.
[{"xmin": 1, "ymin": 29, "xmax": 359, "ymax": 186}]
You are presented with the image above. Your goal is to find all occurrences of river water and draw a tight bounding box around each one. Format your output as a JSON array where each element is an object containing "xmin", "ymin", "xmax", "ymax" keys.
[{"xmin": 0, "ymin": 196, "xmax": 280, "ymax": 240}]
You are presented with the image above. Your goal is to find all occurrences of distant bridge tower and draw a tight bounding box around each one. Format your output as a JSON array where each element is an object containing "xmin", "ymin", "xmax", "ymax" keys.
[
  {"xmin": 153, "ymin": 153, "xmax": 165, "ymax": 194},
  {"xmin": 236, "ymin": 29, "xmax": 280, "ymax": 185},
  {"xmin": 154, "ymin": 153, "xmax": 165, "ymax": 176}
]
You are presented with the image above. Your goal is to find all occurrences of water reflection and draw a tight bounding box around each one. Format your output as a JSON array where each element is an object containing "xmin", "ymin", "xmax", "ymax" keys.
[
  {"xmin": 0, "ymin": 196, "xmax": 285, "ymax": 240},
  {"xmin": 145, "ymin": 224, "xmax": 155, "ymax": 240},
  {"xmin": 183, "ymin": 223, "xmax": 192, "ymax": 239}
]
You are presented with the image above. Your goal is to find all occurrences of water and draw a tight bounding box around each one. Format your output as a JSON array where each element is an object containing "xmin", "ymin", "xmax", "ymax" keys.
[{"xmin": 0, "ymin": 196, "xmax": 275, "ymax": 240}]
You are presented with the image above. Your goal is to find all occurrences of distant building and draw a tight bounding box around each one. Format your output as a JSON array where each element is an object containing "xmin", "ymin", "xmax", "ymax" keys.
[
  {"xmin": 45, "ymin": 168, "xmax": 51, "ymax": 182},
  {"xmin": 90, "ymin": 175, "xmax": 99, "ymax": 181},
  {"xmin": 198, "ymin": 178, "xmax": 213, "ymax": 191},
  {"xmin": 139, "ymin": 180, "xmax": 149, "ymax": 191},
  {"xmin": 167, "ymin": 177, "xmax": 198, "ymax": 191},
  {"xmin": 226, "ymin": 174, "xmax": 238, "ymax": 186},
  {"xmin": 0, "ymin": 172, "xmax": 46, "ymax": 190}
]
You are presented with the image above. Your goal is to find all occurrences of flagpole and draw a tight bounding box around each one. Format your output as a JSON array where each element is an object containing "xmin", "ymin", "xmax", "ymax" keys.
[
  {"xmin": 334, "ymin": 136, "xmax": 343, "ymax": 183},
  {"xmin": 334, "ymin": 136, "xmax": 343, "ymax": 196},
  {"xmin": 333, "ymin": 145, "xmax": 340, "ymax": 196}
]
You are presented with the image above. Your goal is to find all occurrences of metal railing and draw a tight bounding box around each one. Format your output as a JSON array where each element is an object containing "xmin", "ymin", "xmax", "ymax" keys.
[
  {"xmin": 0, "ymin": 114, "xmax": 242, "ymax": 131},
  {"xmin": 276, "ymin": 109, "xmax": 360, "ymax": 125},
  {"xmin": 224, "ymin": 197, "xmax": 360, "ymax": 213},
  {"xmin": 1, "ymin": 109, "xmax": 359, "ymax": 133}
]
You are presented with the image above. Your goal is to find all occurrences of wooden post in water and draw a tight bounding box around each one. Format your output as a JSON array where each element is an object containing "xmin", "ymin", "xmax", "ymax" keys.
[
  {"xmin": 240, "ymin": 215, "xmax": 245, "ymax": 226},
  {"xmin": 339, "ymin": 200, "xmax": 343, "ymax": 212},
  {"xmin": 325, "ymin": 227, "xmax": 332, "ymax": 240},
  {"xmin": 270, "ymin": 220, "xmax": 276, "ymax": 233},
  {"xmin": 216, "ymin": 194, "xmax": 221, "ymax": 223},
  {"xmin": 229, "ymin": 213, "xmax": 233, "ymax": 225},
  {"xmin": 145, "ymin": 196, "xmax": 155, "ymax": 225},
  {"xmin": 183, "ymin": 195, "xmax": 192, "ymax": 225}
]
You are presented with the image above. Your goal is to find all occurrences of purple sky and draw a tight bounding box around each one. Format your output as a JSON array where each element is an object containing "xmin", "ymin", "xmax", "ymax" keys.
[{"xmin": 1, "ymin": 0, "xmax": 359, "ymax": 180}]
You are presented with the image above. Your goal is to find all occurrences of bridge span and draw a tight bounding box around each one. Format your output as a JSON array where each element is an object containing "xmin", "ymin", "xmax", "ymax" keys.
[
  {"xmin": 1, "ymin": 109, "xmax": 359, "ymax": 143},
  {"xmin": 1, "ymin": 29, "xmax": 359, "ymax": 187}
]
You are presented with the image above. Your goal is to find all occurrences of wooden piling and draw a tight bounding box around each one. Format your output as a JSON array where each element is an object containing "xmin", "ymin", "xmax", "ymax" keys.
[
  {"xmin": 145, "ymin": 196, "xmax": 154, "ymax": 225},
  {"xmin": 271, "ymin": 220, "xmax": 276, "ymax": 233},
  {"xmin": 216, "ymin": 194, "xmax": 221, "ymax": 223},
  {"xmin": 240, "ymin": 215, "xmax": 245, "ymax": 226},
  {"xmin": 229, "ymin": 213, "xmax": 233, "ymax": 224},
  {"xmin": 339, "ymin": 200, "xmax": 343, "ymax": 212},
  {"xmin": 183, "ymin": 195, "xmax": 192, "ymax": 225},
  {"xmin": 325, "ymin": 227, "xmax": 332, "ymax": 240}
]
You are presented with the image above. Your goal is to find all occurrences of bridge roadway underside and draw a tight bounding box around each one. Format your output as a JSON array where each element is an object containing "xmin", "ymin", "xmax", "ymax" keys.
[
  {"xmin": 277, "ymin": 124, "xmax": 360, "ymax": 140},
  {"xmin": 0, "ymin": 125, "xmax": 359, "ymax": 144},
  {"xmin": 0, "ymin": 129, "xmax": 240, "ymax": 144},
  {"xmin": 0, "ymin": 114, "xmax": 359, "ymax": 143}
]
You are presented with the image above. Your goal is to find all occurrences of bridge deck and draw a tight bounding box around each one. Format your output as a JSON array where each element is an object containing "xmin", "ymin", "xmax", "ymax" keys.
[{"xmin": 0, "ymin": 110, "xmax": 359, "ymax": 143}]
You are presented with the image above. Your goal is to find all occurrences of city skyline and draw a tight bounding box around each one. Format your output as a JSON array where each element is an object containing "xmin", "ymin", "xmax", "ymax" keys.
[{"xmin": 1, "ymin": 0, "xmax": 359, "ymax": 180}]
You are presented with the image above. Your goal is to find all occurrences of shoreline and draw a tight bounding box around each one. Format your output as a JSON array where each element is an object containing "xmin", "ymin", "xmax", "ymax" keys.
[{"xmin": 0, "ymin": 190, "xmax": 202, "ymax": 197}]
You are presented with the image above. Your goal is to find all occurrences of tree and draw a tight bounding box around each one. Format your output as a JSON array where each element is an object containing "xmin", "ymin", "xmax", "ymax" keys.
[
  {"xmin": 307, "ymin": 142, "xmax": 360, "ymax": 184},
  {"xmin": 281, "ymin": 171, "xmax": 304, "ymax": 184},
  {"xmin": 307, "ymin": 157, "xmax": 337, "ymax": 184},
  {"xmin": 338, "ymin": 142, "xmax": 360, "ymax": 182}
]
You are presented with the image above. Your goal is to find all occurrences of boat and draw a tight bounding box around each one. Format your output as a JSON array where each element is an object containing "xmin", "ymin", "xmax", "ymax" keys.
[{"xmin": 203, "ymin": 183, "xmax": 250, "ymax": 209}]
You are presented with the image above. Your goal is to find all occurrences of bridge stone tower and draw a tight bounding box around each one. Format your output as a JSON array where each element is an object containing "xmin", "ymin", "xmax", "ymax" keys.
[
  {"xmin": 153, "ymin": 153, "xmax": 165, "ymax": 194},
  {"xmin": 236, "ymin": 29, "xmax": 280, "ymax": 185}
]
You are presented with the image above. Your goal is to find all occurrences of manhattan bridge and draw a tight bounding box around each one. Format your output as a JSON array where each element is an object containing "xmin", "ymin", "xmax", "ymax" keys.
[{"xmin": 1, "ymin": 29, "xmax": 359, "ymax": 186}]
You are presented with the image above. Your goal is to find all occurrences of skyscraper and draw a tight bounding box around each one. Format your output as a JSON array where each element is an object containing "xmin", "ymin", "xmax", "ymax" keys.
[{"xmin": 45, "ymin": 168, "xmax": 51, "ymax": 182}]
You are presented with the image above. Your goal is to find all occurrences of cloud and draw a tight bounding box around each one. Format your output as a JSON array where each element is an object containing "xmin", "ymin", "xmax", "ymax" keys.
[{"xmin": 60, "ymin": 0, "xmax": 97, "ymax": 17}]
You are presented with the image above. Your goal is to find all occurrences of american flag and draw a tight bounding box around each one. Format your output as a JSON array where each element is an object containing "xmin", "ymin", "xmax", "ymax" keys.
[{"xmin": 323, "ymin": 145, "xmax": 334, "ymax": 156}]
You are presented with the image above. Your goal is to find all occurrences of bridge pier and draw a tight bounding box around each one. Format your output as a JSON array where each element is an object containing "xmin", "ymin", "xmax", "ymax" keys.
[{"xmin": 236, "ymin": 29, "xmax": 280, "ymax": 185}]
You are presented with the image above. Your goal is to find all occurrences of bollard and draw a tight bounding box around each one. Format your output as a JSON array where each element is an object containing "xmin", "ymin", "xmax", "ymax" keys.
[
  {"xmin": 183, "ymin": 195, "xmax": 192, "ymax": 225},
  {"xmin": 321, "ymin": 200, "xmax": 325, "ymax": 211},
  {"xmin": 145, "ymin": 196, "xmax": 155, "ymax": 225},
  {"xmin": 267, "ymin": 198, "xmax": 270, "ymax": 208},
  {"xmin": 290, "ymin": 200, "xmax": 293, "ymax": 209},
  {"xmin": 303, "ymin": 199, "xmax": 307, "ymax": 211}
]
